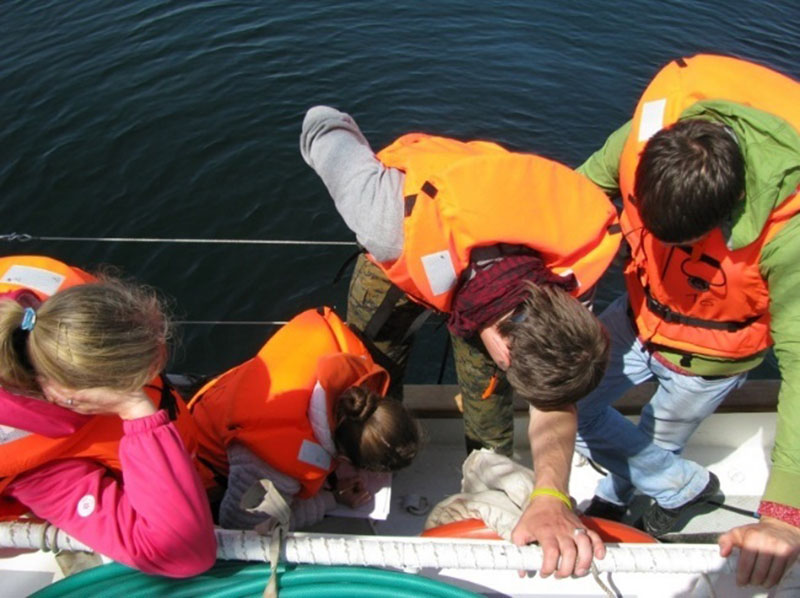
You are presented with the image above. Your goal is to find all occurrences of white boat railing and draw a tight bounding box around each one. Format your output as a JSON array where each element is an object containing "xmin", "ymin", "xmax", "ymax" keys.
[{"xmin": 0, "ymin": 521, "xmax": 736, "ymax": 575}]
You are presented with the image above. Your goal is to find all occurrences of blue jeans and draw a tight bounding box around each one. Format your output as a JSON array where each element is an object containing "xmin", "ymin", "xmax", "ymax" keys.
[{"xmin": 575, "ymin": 294, "xmax": 747, "ymax": 509}]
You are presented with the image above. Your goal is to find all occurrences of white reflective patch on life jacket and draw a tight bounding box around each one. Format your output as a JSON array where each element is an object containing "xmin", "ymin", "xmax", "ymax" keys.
[
  {"xmin": 298, "ymin": 439, "xmax": 332, "ymax": 471},
  {"xmin": 0, "ymin": 425, "xmax": 30, "ymax": 444},
  {"xmin": 0, "ymin": 265, "xmax": 65, "ymax": 297},
  {"xmin": 308, "ymin": 382, "xmax": 336, "ymax": 455},
  {"xmin": 638, "ymin": 99, "xmax": 667, "ymax": 142},
  {"xmin": 421, "ymin": 250, "xmax": 457, "ymax": 296}
]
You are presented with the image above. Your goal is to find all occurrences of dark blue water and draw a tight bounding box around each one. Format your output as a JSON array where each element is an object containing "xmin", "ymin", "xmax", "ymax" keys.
[{"xmin": 1, "ymin": 1, "xmax": 797, "ymax": 378}]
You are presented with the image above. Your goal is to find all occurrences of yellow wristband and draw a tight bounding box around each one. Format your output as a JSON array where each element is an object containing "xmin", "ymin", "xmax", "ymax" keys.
[{"xmin": 529, "ymin": 487, "xmax": 572, "ymax": 510}]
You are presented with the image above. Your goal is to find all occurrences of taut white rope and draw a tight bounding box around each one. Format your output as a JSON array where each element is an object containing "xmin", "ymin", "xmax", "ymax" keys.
[
  {"xmin": 0, "ymin": 521, "xmax": 92, "ymax": 553},
  {"xmin": 0, "ymin": 232, "xmax": 357, "ymax": 247}
]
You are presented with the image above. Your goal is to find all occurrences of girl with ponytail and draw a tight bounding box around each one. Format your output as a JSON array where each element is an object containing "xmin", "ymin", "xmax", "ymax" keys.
[
  {"xmin": 334, "ymin": 385, "xmax": 419, "ymax": 474},
  {"xmin": 0, "ymin": 256, "xmax": 215, "ymax": 577},
  {"xmin": 189, "ymin": 307, "xmax": 420, "ymax": 531}
]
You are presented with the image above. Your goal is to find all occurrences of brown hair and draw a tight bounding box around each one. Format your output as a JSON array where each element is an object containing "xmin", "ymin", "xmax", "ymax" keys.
[
  {"xmin": 334, "ymin": 385, "xmax": 420, "ymax": 472},
  {"xmin": 0, "ymin": 278, "xmax": 169, "ymax": 395},
  {"xmin": 498, "ymin": 282, "xmax": 609, "ymax": 410},
  {"xmin": 635, "ymin": 119, "xmax": 744, "ymax": 243}
]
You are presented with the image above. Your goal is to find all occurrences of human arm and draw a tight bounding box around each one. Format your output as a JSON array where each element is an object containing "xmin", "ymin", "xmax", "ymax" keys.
[
  {"xmin": 220, "ymin": 443, "xmax": 340, "ymax": 530},
  {"xmin": 719, "ymin": 516, "xmax": 800, "ymax": 588},
  {"xmin": 719, "ymin": 218, "xmax": 800, "ymax": 586},
  {"xmin": 300, "ymin": 105, "xmax": 405, "ymax": 262},
  {"xmin": 510, "ymin": 405, "xmax": 604, "ymax": 578},
  {"xmin": 761, "ymin": 217, "xmax": 800, "ymax": 512},
  {"xmin": 6, "ymin": 410, "xmax": 216, "ymax": 577},
  {"xmin": 575, "ymin": 120, "xmax": 632, "ymax": 197}
]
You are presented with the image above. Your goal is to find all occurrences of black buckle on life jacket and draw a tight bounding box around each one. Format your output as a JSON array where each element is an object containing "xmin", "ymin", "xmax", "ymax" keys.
[
  {"xmin": 421, "ymin": 181, "xmax": 438, "ymax": 199},
  {"xmin": 404, "ymin": 194, "xmax": 417, "ymax": 217},
  {"xmin": 676, "ymin": 246, "xmax": 722, "ymax": 269}
]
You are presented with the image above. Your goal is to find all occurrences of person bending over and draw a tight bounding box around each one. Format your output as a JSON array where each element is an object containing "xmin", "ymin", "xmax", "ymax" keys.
[
  {"xmin": 0, "ymin": 255, "xmax": 216, "ymax": 577},
  {"xmin": 301, "ymin": 106, "xmax": 621, "ymax": 578},
  {"xmin": 576, "ymin": 54, "xmax": 800, "ymax": 588},
  {"xmin": 189, "ymin": 307, "xmax": 420, "ymax": 530}
]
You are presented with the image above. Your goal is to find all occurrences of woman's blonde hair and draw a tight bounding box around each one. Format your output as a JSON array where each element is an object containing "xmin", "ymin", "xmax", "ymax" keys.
[{"xmin": 0, "ymin": 279, "xmax": 170, "ymax": 395}]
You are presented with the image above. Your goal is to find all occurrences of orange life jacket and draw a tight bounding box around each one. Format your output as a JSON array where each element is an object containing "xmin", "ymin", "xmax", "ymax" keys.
[
  {"xmin": 188, "ymin": 307, "xmax": 389, "ymax": 499},
  {"xmin": 618, "ymin": 55, "xmax": 800, "ymax": 358},
  {"xmin": 0, "ymin": 255, "xmax": 95, "ymax": 298},
  {"xmin": 0, "ymin": 256, "xmax": 207, "ymax": 518},
  {"xmin": 0, "ymin": 377, "xmax": 201, "ymax": 517},
  {"xmin": 373, "ymin": 134, "xmax": 622, "ymax": 312}
]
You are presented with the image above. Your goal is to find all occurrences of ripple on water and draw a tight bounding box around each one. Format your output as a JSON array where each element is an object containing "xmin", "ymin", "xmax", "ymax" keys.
[{"xmin": 1, "ymin": 0, "xmax": 794, "ymax": 377}]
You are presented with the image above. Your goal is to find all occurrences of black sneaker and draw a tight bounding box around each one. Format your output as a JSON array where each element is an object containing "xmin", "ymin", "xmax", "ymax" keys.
[
  {"xmin": 582, "ymin": 496, "xmax": 627, "ymax": 521},
  {"xmin": 642, "ymin": 472, "xmax": 722, "ymax": 537}
]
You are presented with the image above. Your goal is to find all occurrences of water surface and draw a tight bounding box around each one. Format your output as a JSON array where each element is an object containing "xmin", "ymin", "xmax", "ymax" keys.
[{"xmin": 1, "ymin": 0, "xmax": 796, "ymax": 377}]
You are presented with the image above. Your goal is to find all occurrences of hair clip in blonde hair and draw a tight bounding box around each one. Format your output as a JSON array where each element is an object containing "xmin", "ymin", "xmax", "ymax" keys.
[{"xmin": 20, "ymin": 307, "xmax": 37, "ymax": 332}]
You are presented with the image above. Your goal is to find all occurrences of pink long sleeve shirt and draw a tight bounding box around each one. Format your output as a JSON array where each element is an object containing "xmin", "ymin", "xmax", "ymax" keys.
[{"xmin": 3, "ymin": 406, "xmax": 217, "ymax": 577}]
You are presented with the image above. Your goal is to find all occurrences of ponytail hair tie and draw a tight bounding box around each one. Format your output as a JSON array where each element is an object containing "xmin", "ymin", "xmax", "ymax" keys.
[{"xmin": 20, "ymin": 307, "xmax": 37, "ymax": 332}]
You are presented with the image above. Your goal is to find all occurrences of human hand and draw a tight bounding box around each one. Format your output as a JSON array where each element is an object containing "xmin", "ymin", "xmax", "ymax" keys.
[
  {"xmin": 39, "ymin": 378, "xmax": 156, "ymax": 420},
  {"xmin": 719, "ymin": 516, "xmax": 800, "ymax": 588},
  {"xmin": 333, "ymin": 476, "xmax": 372, "ymax": 508},
  {"xmin": 479, "ymin": 323, "xmax": 511, "ymax": 370},
  {"xmin": 511, "ymin": 495, "xmax": 605, "ymax": 578}
]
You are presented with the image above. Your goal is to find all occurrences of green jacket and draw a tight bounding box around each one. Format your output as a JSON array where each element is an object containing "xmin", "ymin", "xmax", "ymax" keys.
[{"xmin": 578, "ymin": 100, "xmax": 800, "ymax": 508}]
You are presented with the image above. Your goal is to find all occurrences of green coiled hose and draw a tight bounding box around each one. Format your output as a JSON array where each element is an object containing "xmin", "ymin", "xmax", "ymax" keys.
[{"xmin": 31, "ymin": 561, "xmax": 483, "ymax": 598}]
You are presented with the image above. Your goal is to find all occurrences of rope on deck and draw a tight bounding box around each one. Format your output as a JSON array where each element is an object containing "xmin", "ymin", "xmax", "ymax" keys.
[
  {"xmin": 0, "ymin": 521, "xmax": 92, "ymax": 553},
  {"xmin": 0, "ymin": 522, "xmax": 736, "ymax": 575}
]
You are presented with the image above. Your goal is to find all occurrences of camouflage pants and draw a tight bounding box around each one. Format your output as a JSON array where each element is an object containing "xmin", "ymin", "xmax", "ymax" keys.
[{"xmin": 347, "ymin": 254, "xmax": 515, "ymax": 456}]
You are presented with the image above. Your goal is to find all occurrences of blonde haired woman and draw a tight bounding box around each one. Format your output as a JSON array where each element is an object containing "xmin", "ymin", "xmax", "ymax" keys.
[{"xmin": 0, "ymin": 255, "xmax": 215, "ymax": 577}]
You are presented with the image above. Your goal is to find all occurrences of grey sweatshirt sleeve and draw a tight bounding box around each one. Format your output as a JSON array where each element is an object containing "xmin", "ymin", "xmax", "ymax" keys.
[
  {"xmin": 300, "ymin": 106, "xmax": 405, "ymax": 262},
  {"xmin": 220, "ymin": 443, "xmax": 336, "ymax": 531}
]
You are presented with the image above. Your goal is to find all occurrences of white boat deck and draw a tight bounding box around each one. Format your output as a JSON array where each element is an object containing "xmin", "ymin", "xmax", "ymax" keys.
[
  {"xmin": 362, "ymin": 411, "xmax": 789, "ymax": 597},
  {"xmin": 2, "ymin": 386, "xmax": 798, "ymax": 597}
]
